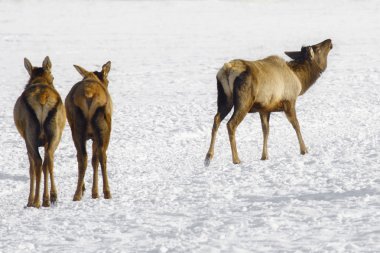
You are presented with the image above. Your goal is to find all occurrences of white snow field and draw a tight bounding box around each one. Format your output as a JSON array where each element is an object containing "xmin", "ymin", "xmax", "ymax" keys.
[{"xmin": 0, "ymin": 0, "xmax": 379, "ymax": 252}]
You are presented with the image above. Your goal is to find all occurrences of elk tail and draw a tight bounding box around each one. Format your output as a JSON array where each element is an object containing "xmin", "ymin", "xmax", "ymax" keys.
[{"xmin": 84, "ymin": 83, "xmax": 96, "ymax": 98}]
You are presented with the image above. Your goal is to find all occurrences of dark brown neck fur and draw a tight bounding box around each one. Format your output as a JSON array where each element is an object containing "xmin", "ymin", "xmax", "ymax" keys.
[
  {"xmin": 26, "ymin": 77, "xmax": 52, "ymax": 89},
  {"xmin": 287, "ymin": 60, "xmax": 323, "ymax": 95}
]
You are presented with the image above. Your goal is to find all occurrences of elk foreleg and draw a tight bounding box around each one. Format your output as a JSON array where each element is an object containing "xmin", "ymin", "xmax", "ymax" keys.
[
  {"xmin": 284, "ymin": 102, "xmax": 308, "ymax": 155},
  {"xmin": 259, "ymin": 112, "xmax": 271, "ymax": 160}
]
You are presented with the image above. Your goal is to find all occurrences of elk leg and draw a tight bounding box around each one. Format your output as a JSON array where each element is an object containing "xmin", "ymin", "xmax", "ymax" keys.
[
  {"xmin": 27, "ymin": 154, "xmax": 35, "ymax": 207},
  {"xmin": 49, "ymin": 166, "xmax": 57, "ymax": 204},
  {"xmin": 91, "ymin": 141, "xmax": 99, "ymax": 199},
  {"xmin": 73, "ymin": 136, "xmax": 87, "ymax": 201},
  {"xmin": 284, "ymin": 103, "xmax": 308, "ymax": 155},
  {"xmin": 42, "ymin": 156, "xmax": 50, "ymax": 207},
  {"xmin": 99, "ymin": 148, "xmax": 111, "ymax": 199},
  {"xmin": 205, "ymin": 104, "xmax": 233, "ymax": 167},
  {"xmin": 26, "ymin": 134, "xmax": 42, "ymax": 208},
  {"xmin": 45, "ymin": 148, "xmax": 57, "ymax": 205},
  {"xmin": 92, "ymin": 107, "xmax": 111, "ymax": 199},
  {"xmin": 259, "ymin": 112, "xmax": 271, "ymax": 160},
  {"xmin": 227, "ymin": 106, "xmax": 249, "ymax": 164},
  {"xmin": 33, "ymin": 156, "xmax": 42, "ymax": 208}
]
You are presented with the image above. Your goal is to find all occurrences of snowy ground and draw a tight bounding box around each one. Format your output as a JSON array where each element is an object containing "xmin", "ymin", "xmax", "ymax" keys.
[{"xmin": 0, "ymin": 0, "xmax": 380, "ymax": 252}]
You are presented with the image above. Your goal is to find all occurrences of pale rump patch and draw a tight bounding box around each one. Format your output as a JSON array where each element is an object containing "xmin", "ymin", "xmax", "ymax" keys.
[
  {"xmin": 217, "ymin": 60, "xmax": 247, "ymax": 100},
  {"xmin": 25, "ymin": 85, "xmax": 59, "ymax": 127},
  {"xmin": 73, "ymin": 80, "xmax": 108, "ymax": 134}
]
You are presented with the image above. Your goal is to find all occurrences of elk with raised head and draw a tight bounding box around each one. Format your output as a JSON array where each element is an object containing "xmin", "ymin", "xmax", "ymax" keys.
[
  {"xmin": 65, "ymin": 61, "xmax": 112, "ymax": 201},
  {"xmin": 14, "ymin": 56, "xmax": 66, "ymax": 207},
  {"xmin": 205, "ymin": 39, "xmax": 333, "ymax": 166}
]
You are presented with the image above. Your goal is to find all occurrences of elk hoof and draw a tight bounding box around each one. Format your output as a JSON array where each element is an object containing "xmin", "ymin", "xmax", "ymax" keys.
[
  {"xmin": 204, "ymin": 153, "xmax": 213, "ymax": 167},
  {"xmin": 204, "ymin": 158, "xmax": 211, "ymax": 167},
  {"xmin": 301, "ymin": 148, "xmax": 308, "ymax": 155},
  {"xmin": 92, "ymin": 193, "xmax": 99, "ymax": 199},
  {"xmin": 233, "ymin": 158, "xmax": 241, "ymax": 164},
  {"xmin": 33, "ymin": 201, "xmax": 41, "ymax": 208},
  {"xmin": 73, "ymin": 194, "xmax": 82, "ymax": 201},
  {"xmin": 104, "ymin": 191, "xmax": 112, "ymax": 199},
  {"xmin": 42, "ymin": 199, "xmax": 50, "ymax": 207},
  {"xmin": 51, "ymin": 193, "xmax": 57, "ymax": 203},
  {"xmin": 261, "ymin": 155, "xmax": 268, "ymax": 161},
  {"xmin": 51, "ymin": 198, "xmax": 57, "ymax": 206}
]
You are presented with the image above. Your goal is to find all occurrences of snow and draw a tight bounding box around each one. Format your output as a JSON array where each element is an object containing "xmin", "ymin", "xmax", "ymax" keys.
[{"xmin": 0, "ymin": 0, "xmax": 380, "ymax": 252}]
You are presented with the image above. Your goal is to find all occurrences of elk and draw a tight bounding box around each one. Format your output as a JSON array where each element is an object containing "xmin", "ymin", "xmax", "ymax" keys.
[
  {"xmin": 14, "ymin": 56, "xmax": 66, "ymax": 207},
  {"xmin": 205, "ymin": 39, "xmax": 333, "ymax": 166},
  {"xmin": 65, "ymin": 62, "xmax": 112, "ymax": 201}
]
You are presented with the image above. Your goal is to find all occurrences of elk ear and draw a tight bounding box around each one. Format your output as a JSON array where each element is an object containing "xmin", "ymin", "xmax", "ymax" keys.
[
  {"xmin": 24, "ymin": 58, "xmax": 33, "ymax": 76},
  {"xmin": 42, "ymin": 56, "xmax": 52, "ymax": 71},
  {"xmin": 73, "ymin": 65, "xmax": 90, "ymax": 78},
  {"xmin": 306, "ymin": 47, "xmax": 314, "ymax": 60},
  {"xmin": 285, "ymin": 51, "xmax": 303, "ymax": 60},
  {"xmin": 102, "ymin": 61, "xmax": 111, "ymax": 77}
]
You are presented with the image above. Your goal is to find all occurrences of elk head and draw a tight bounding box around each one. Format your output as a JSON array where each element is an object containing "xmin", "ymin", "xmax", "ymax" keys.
[
  {"xmin": 73, "ymin": 61, "xmax": 111, "ymax": 87},
  {"xmin": 285, "ymin": 39, "xmax": 333, "ymax": 71},
  {"xmin": 24, "ymin": 56, "xmax": 54, "ymax": 86}
]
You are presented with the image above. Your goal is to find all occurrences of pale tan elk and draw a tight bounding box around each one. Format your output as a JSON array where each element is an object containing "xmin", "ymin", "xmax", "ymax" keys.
[
  {"xmin": 65, "ymin": 62, "xmax": 112, "ymax": 201},
  {"xmin": 205, "ymin": 39, "xmax": 333, "ymax": 166},
  {"xmin": 14, "ymin": 56, "xmax": 66, "ymax": 207}
]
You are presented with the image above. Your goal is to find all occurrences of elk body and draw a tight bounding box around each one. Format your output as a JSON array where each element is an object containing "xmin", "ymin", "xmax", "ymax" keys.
[
  {"xmin": 205, "ymin": 39, "xmax": 333, "ymax": 166},
  {"xmin": 14, "ymin": 57, "xmax": 66, "ymax": 207},
  {"xmin": 65, "ymin": 62, "xmax": 112, "ymax": 201}
]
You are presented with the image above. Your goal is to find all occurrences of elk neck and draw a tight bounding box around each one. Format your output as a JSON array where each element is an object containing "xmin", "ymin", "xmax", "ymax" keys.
[
  {"xmin": 287, "ymin": 60, "xmax": 323, "ymax": 96},
  {"xmin": 27, "ymin": 77, "xmax": 53, "ymax": 88}
]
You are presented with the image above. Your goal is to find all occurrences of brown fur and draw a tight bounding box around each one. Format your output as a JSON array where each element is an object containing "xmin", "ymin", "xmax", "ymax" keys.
[
  {"xmin": 14, "ymin": 56, "xmax": 66, "ymax": 207},
  {"xmin": 65, "ymin": 62, "xmax": 112, "ymax": 201},
  {"xmin": 205, "ymin": 39, "xmax": 333, "ymax": 165}
]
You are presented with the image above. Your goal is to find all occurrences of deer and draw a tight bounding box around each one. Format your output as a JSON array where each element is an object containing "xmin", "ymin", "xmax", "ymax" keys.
[
  {"xmin": 14, "ymin": 56, "xmax": 66, "ymax": 208},
  {"xmin": 65, "ymin": 61, "xmax": 112, "ymax": 201},
  {"xmin": 205, "ymin": 39, "xmax": 333, "ymax": 166}
]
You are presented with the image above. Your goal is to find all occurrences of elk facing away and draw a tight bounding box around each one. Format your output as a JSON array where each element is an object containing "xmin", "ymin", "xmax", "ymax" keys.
[
  {"xmin": 65, "ymin": 62, "xmax": 112, "ymax": 201},
  {"xmin": 205, "ymin": 39, "xmax": 333, "ymax": 166},
  {"xmin": 14, "ymin": 56, "xmax": 66, "ymax": 207}
]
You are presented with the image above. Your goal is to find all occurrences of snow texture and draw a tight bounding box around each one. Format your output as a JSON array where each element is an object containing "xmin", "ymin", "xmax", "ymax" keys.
[{"xmin": 0, "ymin": 0, "xmax": 379, "ymax": 252}]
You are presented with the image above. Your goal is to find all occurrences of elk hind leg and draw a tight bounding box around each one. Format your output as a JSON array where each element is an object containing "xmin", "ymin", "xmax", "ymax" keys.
[
  {"xmin": 27, "ymin": 154, "xmax": 35, "ymax": 207},
  {"xmin": 42, "ymin": 153, "xmax": 50, "ymax": 207},
  {"xmin": 28, "ymin": 149, "xmax": 42, "ymax": 208},
  {"xmin": 44, "ymin": 146, "xmax": 57, "ymax": 205},
  {"xmin": 227, "ymin": 105, "xmax": 250, "ymax": 164},
  {"xmin": 92, "ymin": 108, "xmax": 111, "ymax": 199},
  {"xmin": 98, "ymin": 147, "xmax": 111, "ymax": 199},
  {"xmin": 91, "ymin": 141, "xmax": 99, "ymax": 199},
  {"xmin": 205, "ymin": 103, "xmax": 233, "ymax": 167},
  {"xmin": 73, "ymin": 135, "xmax": 88, "ymax": 201},
  {"xmin": 26, "ymin": 132, "xmax": 42, "ymax": 208},
  {"xmin": 49, "ymin": 155, "xmax": 58, "ymax": 205}
]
